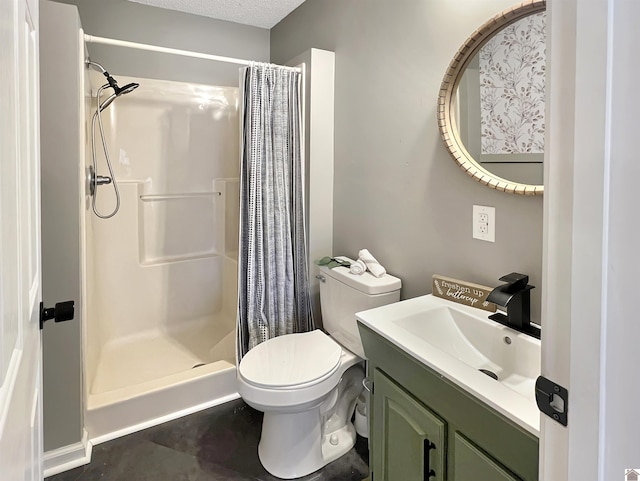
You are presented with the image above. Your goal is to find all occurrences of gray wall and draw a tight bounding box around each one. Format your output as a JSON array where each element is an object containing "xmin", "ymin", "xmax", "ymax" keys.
[
  {"xmin": 55, "ymin": 0, "xmax": 270, "ymax": 86},
  {"xmin": 40, "ymin": 0, "xmax": 84, "ymax": 452},
  {"xmin": 271, "ymin": 0, "xmax": 544, "ymax": 323}
]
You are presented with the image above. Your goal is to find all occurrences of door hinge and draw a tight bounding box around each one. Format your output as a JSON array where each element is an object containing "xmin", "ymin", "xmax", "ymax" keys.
[{"xmin": 535, "ymin": 376, "xmax": 568, "ymax": 426}]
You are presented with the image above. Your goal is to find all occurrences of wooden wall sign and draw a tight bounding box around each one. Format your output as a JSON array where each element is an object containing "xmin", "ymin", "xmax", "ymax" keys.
[{"xmin": 432, "ymin": 274, "xmax": 497, "ymax": 312}]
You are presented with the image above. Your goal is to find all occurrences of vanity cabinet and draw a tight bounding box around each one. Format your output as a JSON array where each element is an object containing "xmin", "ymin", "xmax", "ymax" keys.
[
  {"xmin": 373, "ymin": 370, "xmax": 446, "ymax": 481},
  {"xmin": 360, "ymin": 324, "xmax": 538, "ymax": 481}
]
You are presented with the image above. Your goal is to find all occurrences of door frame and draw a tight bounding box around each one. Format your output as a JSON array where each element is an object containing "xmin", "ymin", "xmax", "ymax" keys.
[{"xmin": 543, "ymin": 0, "xmax": 640, "ymax": 479}]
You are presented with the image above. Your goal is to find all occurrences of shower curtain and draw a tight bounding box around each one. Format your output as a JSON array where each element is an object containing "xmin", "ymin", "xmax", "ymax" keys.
[{"xmin": 237, "ymin": 63, "xmax": 313, "ymax": 360}]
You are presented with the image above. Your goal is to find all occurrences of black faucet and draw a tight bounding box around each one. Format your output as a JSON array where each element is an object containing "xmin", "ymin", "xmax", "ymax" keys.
[{"xmin": 486, "ymin": 273, "xmax": 540, "ymax": 339}]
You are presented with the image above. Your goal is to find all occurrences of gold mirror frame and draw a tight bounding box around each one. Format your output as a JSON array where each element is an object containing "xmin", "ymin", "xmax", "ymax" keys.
[{"xmin": 437, "ymin": 0, "xmax": 546, "ymax": 195}]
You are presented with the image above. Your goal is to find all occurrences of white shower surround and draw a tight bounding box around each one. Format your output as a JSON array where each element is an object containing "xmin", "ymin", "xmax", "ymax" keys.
[{"xmin": 83, "ymin": 73, "xmax": 240, "ymax": 442}]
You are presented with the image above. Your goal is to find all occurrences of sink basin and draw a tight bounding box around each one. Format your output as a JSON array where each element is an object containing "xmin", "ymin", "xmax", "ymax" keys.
[
  {"xmin": 356, "ymin": 294, "xmax": 541, "ymax": 435},
  {"xmin": 394, "ymin": 305, "xmax": 540, "ymax": 399}
]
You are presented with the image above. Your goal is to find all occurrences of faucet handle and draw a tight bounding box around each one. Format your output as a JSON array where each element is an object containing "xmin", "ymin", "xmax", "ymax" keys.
[{"xmin": 498, "ymin": 272, "xmax": 529, "ymax": 293}]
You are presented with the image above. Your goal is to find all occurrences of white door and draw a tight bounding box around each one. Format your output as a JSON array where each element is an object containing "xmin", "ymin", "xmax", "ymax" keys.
[
  {"xmin": 0, "ymin": 0, "xmax": 43, "ymax": 479},
  {"xmin": 543, "ymin": 0, "xmax": 640, "ymax": 479}
]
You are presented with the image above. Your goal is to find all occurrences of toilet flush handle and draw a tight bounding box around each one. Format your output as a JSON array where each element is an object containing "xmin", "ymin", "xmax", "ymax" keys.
[{"xmin": 315, "ymin": 274, "xmax": 326, "ymax": 283}]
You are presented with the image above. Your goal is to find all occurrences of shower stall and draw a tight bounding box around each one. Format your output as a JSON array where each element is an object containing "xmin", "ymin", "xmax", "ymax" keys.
[
  {"xmin": 83, "ymin": 68, "xmax": 240, "ymax": 440},
  {"xmin": 65, "ymin": 31, "xmax": 336, "ymax": 448}
]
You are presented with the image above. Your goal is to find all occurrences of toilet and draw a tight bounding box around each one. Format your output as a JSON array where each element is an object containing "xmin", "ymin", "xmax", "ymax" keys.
[{"xmin": 237, "ymin": 258, "xmax": 401, "ymax": 479}]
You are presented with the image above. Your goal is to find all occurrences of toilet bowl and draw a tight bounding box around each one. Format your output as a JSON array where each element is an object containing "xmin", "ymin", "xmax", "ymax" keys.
[
  {"xmin": 237, "ymin": 258, "xmax": 401, "ymax": 479},
  {"xmin": 238, "ymin": 331, "xmax": 364, "ymax": 478}
]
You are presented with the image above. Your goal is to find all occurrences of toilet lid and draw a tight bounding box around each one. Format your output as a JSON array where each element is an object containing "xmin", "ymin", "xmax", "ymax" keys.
[{"xmin": 239, "ymin": 330, "xmax": 342, "ymax": 388}]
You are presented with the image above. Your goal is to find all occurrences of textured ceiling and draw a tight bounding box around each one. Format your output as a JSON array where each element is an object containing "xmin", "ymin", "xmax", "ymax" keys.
[{"xmin": 127, "ymin": 0, "xmax": 307, "ymax": 29}]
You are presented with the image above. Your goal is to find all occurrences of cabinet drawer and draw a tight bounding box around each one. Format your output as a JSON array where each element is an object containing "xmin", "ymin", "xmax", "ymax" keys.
[{"xmin": 453, "ymin": 433, "xmax": 521, "ymax": 481}]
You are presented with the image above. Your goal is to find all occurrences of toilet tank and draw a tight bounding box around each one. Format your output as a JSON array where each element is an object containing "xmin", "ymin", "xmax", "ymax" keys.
[{"xmin": 319, "ymin": 262, "xmax": 401, "ymax": 358}]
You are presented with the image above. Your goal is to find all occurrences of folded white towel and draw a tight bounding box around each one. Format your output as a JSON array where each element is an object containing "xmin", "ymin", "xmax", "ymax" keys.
[
  {"xmin": 350, "ymin": 258, "xmax": 366, "ymax": 275},
  {"xmin": 358, "ymin": 249, "xmax": 387, "ymax": 278}
]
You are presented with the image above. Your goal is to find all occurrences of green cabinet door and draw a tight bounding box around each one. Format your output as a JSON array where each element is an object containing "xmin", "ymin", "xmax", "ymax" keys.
[
  {"xmin": 453, "ymin": 433, "xmax": 521, "ymax": 481},
  {"xmin": 372, "ymin": 369, "xmax": 446, "ymax": 481}
]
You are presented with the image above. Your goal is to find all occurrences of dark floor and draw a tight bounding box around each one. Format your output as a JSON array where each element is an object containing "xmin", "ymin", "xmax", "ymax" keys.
[{"xmin": 45, "ymin": 399, "xmax": 369, "ymax": 481}]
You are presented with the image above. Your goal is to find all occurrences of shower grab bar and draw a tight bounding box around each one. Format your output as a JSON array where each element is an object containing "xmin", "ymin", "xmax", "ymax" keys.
[{"xmin": 139, "ymin": 192, "xmax": 221, "ymax": 201}]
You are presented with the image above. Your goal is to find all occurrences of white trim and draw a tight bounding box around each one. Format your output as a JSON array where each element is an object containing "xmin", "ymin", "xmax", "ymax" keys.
[
  {"xmin": 0, "ymin": 349, "xmax": 23, "ymax": 436},
  {"xmin": 284, "ymin": 48, "xmax": 335, "ymax": 328},
  {"xmin": 540, "ymin": 0, "xmax": 576, "ymax": 477},
  {"xmin": 89, "ymin": 392, "xmax": 240, "ymax": 446},
  {"xmin": 78, "ymin": 24, "xmax": 90, "ymax": 443},
  {"xmin": 597, "ymin": 1, "xmax": 615, "ymax": 478},
  {"xmin": 43, "ymin": 429, "xmax": 92, "ymax": 478},
  {"xmin": 83, "ymin": 34, "xmax": 301, "ymax": 72},
  {"xmin": 43, "ymin": 394, "xmax": 241, "ymax": 476}
]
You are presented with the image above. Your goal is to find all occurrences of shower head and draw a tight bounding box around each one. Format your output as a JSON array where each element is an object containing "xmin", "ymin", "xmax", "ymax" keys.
[
  {"xmin": 86, "ymin": 59, "xmax": 140, "ymax": 111},
  {"xmin": 116, "ymin": 82, "xmax": 139, "ymax": 96},
  {"xmin": 97, "ymin": 82, "xmax": 139, "ymax": 112},
  {"xmin": 86, "ymin": 58, "xmax": 139, "ymax": 99}
]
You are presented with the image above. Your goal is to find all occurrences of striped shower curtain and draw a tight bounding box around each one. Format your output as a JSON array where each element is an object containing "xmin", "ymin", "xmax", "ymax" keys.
[{"xmin": 237, "ymin": 63, "xmax": 313, "ymax": 361}]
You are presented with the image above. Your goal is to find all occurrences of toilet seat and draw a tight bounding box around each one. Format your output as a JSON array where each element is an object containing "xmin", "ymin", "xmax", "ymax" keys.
[{"xmin": 239, "ymin": 330, "xmax": 342, "ymax": 389}]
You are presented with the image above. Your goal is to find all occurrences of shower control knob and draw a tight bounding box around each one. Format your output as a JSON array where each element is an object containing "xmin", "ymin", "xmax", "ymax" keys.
[
  {"xmin": 39, "ymin": 300, "xmax": 75, "ymax": 330},
  {"xmin": 95, "ymin": 175, "xmax": 112, "ymax": 186}
]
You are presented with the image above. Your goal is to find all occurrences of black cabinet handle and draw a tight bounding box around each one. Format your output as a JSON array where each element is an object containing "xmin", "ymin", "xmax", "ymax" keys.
[{"xmin": 424, "ymin": 439, "xmax": 436, "ymax": 479}]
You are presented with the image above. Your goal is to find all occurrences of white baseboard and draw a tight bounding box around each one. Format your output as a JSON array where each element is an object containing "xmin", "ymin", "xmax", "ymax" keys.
[
  {"xmin": 43, "ymin": 429, "xmax": 92, "ymax": 478},
  {"xmin": 43, "ymin": 393, "xmax": 241, "ymax": 477}
]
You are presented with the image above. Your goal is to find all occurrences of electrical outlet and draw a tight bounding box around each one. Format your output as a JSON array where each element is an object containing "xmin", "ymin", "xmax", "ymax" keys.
[{"xmin": 473, "ymin": 205, "xmax": 495, "ymax": 242}]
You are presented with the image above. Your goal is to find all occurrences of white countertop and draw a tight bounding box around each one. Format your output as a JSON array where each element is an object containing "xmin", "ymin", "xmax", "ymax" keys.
[{"xmin": 356, "ymin": 294, "xmax": 541, "ymax": 436}]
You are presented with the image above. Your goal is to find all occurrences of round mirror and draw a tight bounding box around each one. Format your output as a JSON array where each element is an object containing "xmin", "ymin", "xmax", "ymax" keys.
[{"xmin": 438, "ymin": 0, "xmax": 546, "ymax": 195}]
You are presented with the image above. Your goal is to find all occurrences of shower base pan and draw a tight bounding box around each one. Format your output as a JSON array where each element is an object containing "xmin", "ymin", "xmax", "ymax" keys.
[{"xmin": 86, "ymin": 323, "xmax": 238, "ymax": 444}]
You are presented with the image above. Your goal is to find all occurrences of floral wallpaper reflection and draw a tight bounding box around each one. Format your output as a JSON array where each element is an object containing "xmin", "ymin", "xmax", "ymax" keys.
[{"xmin": 479, "ymin": 12, "xmax": 546, "ymax": 154}]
